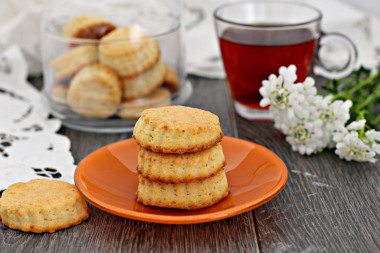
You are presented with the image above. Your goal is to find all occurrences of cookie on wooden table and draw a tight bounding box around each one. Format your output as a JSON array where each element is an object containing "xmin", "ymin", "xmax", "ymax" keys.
[
  {"xmin": 137, "ymin": 169, "xmax": 229, "ymax": 210},
  {"xmin": 51, "ymin": 45, "xmax": 98, "ymax": 81},
  {"xmin": 137, "ymin": 143, "xmax": 225, "ymax": 183},
  {"xmin": 122, "ymin": 60, "xmax": 166, "ymax": 100},
  {"xmin": 133, "ymin": 106, "xmax": 224, "ymax": 154},
  {"xmin": 99, "ymin": 27, "xmax": 160, "ymax": 78},
  {"xmin": 67, "ymin": 63, "xmax": 122, "ymax": 118},
  {"xmin": 0, "ymin": 179, "xmax": 90, "ymax": 233},
  {"xmin": 118, "ymin": 87, "xmax": 171, "ymax": 120},
  {"xmin": 62, "ymin": 14, "xmax": 116, "ymax": 39}
]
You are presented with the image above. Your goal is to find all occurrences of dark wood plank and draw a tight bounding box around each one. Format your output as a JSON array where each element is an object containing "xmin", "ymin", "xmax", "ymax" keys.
[
  {"xmin": 237, "ymin": 105, "xmax": 380, "ymax": 252},
  {"xmin": 0, "ymin": 209, "xmax": 254, "ymax": 253},
  {"xmin": 0, "ymin": 76, "xmax": 258, "ymax": 252}
]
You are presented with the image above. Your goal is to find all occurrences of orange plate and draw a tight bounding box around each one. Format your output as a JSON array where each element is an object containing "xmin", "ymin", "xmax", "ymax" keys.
[{"xmin": 75, "ymin": 136, "xmax": 288, "ymax": 224}]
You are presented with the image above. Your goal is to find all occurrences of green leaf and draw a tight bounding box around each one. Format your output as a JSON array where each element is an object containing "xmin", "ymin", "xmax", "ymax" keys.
[{"xmin": 323, "ymin": 65, "xmax": 380, "ymax": 129}]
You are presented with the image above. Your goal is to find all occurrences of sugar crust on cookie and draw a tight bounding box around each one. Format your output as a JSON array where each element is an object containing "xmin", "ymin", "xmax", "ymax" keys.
[
  {"xmin": 137, "ymin": 169, "xmax": 229, "ymax": 210},
  {"xmin": 133, "ymin": 106, "xmax": 224, "ymax": 154},
  {"xmin": 137, "ymin": 143, "xmax": 225, "ymax": 183},
  {"xmin": 0, "ymin": 179, "xmax": 90, "ymax": 233},
  {"xmin": 67, "ymin": 63, "xmax": 122, "ymax": 118}
]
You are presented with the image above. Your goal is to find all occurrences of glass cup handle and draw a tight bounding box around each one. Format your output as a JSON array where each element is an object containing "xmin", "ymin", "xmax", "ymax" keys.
[
  {"xmin": 313, "ymin": 32, "xmax": 358, "ymax": 79},
  {"xmin": 183, "ymin": 5, "xmax": 204, "ymax": 31}
]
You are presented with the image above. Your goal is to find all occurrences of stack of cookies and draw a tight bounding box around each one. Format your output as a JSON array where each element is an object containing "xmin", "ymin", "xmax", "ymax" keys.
[
  {"xmin": 133, "ymin": 106, "xmax": 229, "ymax": 210},
  {"xmin": 50, "ymin": 14, "xmax": 180, "ymax": 119}
]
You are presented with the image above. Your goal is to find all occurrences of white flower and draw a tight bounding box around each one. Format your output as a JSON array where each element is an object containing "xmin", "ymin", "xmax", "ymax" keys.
[
  {"xmin": 259, "ymin": 65, "xmax": 299, "ymax": 110},
  {"xmin": 366, "ymin": 129, "xmax": 380, "ymax": 154},
  {"xmin": 332, "ymin": 125, "xmax": 349, "ymax": 143},
  {"xmin": 285, "ymin": 119, "xmax": 325, "ymax": 155},
  {"xmin": 302, "ymin": 77, "xmax": 318, "ymax": 99},
  {"xmin": 333, "ymin": 119, "xmax": 379, "ymax": 163},
  {"xmin": 317, "ymin": 97, "xmax": 352, "ymax": 126},
  {"xmin": 347, "ymin": 119, "xmax": 366, "ymax": 130},
  {"xmin": 316, "ymin": 98, "xmax": 352, "ymax": 148},
  {"xmin": 335, "ymin": 131, "xmax": 377, "ymax": 163},
  {"xmin": 366, "ymin": 129, "xmax": 380, "ymax": 142},
  {"xmin": 287, "ymin": 77, "xmax": 319, "ymax": 120},
  {"xmin": 279, "ymin": 65, "xmax": 297, "ymax": 84},
  {"xmin": 260, "ymin": 65, "xmax": 335, "ymax": 155},
  {"xmin": 260, "ymin": 65, "xmax": 378, "ymax": 163}
]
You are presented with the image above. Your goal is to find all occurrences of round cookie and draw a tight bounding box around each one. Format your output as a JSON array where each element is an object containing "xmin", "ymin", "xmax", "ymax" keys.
[
  {"xmin": 137, "ymin": 169, "xmax": 229, "ymax": 210},
  {"xmin": 122, "ymin": 60, "xmax": 166, "ymax": 100},
  {"xmin": 133, "ymin": 106, "xmax": 224, "ymax": 154},
  {"xmin": 118, "ymin": 87, "xmax": 171, "ymax": 120},
  {"xmin": 0, "ymin": 179, "xmax": 90, "ymax": 233},
  {"xmin": 67, "ymin": 63, "xmax": 122, "ymax": 118},
  {"xmin": 62, "ymin": 14, "xmax": 116, "ymax": 39},
  {"xmin": 98, "ymin": 27, "xmax": 147, "ymax": 56},
  {"xmin": 99, "ymin": 27, "xmax": 160, "ymax": 78},
  {"xmin": 137, "ymin": 143, "xmax": 225, "ymax": 183},
  {"xmin": 51, "ymin": 45, "xmax": 98, "ymax": 81}
]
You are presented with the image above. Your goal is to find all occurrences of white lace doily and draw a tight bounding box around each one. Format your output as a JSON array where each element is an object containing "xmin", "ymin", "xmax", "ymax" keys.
[{"xmin": 0, "ymin": 46, "xmax": 75, "ymax": 191}]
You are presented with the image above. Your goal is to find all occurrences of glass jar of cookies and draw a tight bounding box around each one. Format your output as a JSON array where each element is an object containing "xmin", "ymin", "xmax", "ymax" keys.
[{"xmin": 41, "ymin": 0, "xmax": 190, "ymax": 132}]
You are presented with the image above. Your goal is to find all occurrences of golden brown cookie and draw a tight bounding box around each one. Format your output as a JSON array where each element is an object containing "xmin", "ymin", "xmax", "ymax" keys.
[
  {"xmin": 122, "ymin": 60, "xmax": 166, "ymax": 100},
  {"xmin": 133, "ymin": 106, "xmax": 224, "ymax": 154},
  {"xmin": 137, "ymin": 169, "xmax": 229, "ymax": 210},
  {"xmin": 137, "ymin": 143, "xmax": 225, "ymax": 183},
  {"xmin": 62, "ymin": 14, "xmax": 116, "ymax": 39},
  {"xmin": 0, "ymin": 179, "xmax": 90, "ymax": 233},
  {"xmin": 67, "ymin": 63, "xmax": 122, "ymax": 118},
  {"xmin": 51, "ymin": 45, "xmax": 98, "ymax": 81},
  {"xmin": 98, "ymin": 27, "xmax": 147, "ymax": 56},
  {"xmin": 163, "ymin": 64, "xmax": 181, "ymax": 92},
  {"xmin": 118, "ymin": 87, "xmax": 171, "ymax": 120},
  {"xmin": 99, "ymin": 27, "xmax": 160, "ymax": 78}
]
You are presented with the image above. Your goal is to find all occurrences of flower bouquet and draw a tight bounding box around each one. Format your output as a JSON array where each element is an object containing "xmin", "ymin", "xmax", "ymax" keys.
[{"xmin": 259, "ymin": 65, "xmax": 380, "ymax": 163}]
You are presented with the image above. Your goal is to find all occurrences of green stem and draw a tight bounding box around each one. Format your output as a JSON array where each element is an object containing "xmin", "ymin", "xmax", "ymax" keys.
[
  {"xmin": 356, "ymin": 111, "xmax": 366, "ymax": 121},
  {"xmin": 348, "ymin": 70, "xmax": 380, "ymax": 95},
  {"xmin": 355, "ymin": 94, "xmax": 375, "ymax": 112},
  {"xmin": 332, "ymin": 94, "xmax": 350, "ymax": 101},
  {"xmin": 372, "ymin": 114, "xmax": 380, "ymax": 125},
  {"xmin": 356, "ymin": 111, "xmax": 366, "ymax": 138}
]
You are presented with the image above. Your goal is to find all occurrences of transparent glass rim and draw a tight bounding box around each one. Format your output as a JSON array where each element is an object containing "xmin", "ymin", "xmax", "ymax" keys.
[
  {"xmin": 44, "ymin": 17, "xmax": 181, "ymax": 44},
  {"xmin": 214, "ymin": 0, "xmax": 323, "ymax": 28}
]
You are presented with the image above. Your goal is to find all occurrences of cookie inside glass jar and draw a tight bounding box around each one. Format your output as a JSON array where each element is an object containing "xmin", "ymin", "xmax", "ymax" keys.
[{"xmin": 42, "ymin": 1, "xmax": 186, "ymax": 132}]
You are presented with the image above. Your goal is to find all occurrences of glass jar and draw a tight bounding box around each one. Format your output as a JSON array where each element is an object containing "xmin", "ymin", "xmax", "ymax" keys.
[{"xmin": 41, "ymin": 0, "xmax": 190, "ymax": 132}]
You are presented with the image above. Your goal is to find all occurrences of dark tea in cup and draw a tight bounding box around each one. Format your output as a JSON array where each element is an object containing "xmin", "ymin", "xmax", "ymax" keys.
[
  {"xmin": 219, "ymin": 28, "xmax": 317, "ymax": 109},
  {"xmin": 214, "ymin": 1, "xmax": 357, "ymax": 119}
]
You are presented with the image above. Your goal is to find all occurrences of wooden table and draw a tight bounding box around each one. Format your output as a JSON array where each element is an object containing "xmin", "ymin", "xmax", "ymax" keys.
[{"xmin": 1, "ymin": 75, "xmax": 379, "ymax": 253}]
